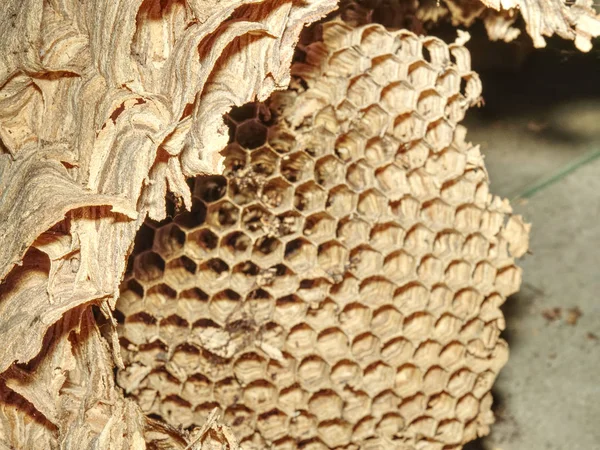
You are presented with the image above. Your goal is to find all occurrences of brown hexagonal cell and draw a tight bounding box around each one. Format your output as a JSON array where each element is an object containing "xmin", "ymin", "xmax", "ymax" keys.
[
  {"xmin": 294, "ymin": 181, "xmax": 327, "ymax": 213},
  {"xmin": 281, "ymin": 151, "xmax": 312, "ymax": 183},
  {"xmin": 236, "ymin": 119, "xmax": 268, "ymax": 149}
]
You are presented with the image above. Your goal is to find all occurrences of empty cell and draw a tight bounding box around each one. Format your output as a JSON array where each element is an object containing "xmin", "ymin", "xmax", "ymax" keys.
[
  {"xmin": 257, "ymin": 409, "xmax": 289, "ymax": 441},
  {"xmin": 346, "ymin": 159, "xmax": 374, "ymax": 192},
  {"xmin": 164, "ymin": 255, "xmax": 196, "ymax": 287},
  {"xmin": 318, "ymin": 419, "xmax": 352, "ymax": 448},
  {"xmin": 194, "ymin": 175, "xmax": 227, "ymax": 203},
  {"xmin": 308, "ymin": 390, "xmax": 343, "ymax": 421},
  {"xmin": 186, "ymin": 227, "xmax": 218, "ymax": 259},
  {"xmin": 206, "ymin": 200, "xmax": 239, "ymax": 230},
  {"xmin": 262, "ymin": 177, "xmax": 293, "ymax": 210},
  {"xmin": 357, "ymin": 189, "xmax": 388, "ymax": 219},
  {"xmin": 134, "ymin": 251, "xmax": 165, "ymax": 283},
  {"xmin": 281, "ymin": 151, "xmax": 312, "ymax": 183},
  {"xmin": 294, "ymin": 181, "xmax": 327, "ymax": 213},
  {"xmin": 326, "ymin": 185, "xmax": 357, "ymax": 218},
  {"xmin": 315, "ymin": 155, "xmax": 345, "ymax": 188},
  {"xmin": 363, "ymin": 361, "xmax": 394, "ymax": 396},
  {"xmin": 284, "ymin": 238, "xmax": 317, "ymax": 273},
  {"xmin": 316, "ymin": 327, "xmax": 349, "ymax": 362},
  {"xmin": 243, "ymin": 380, "xmax": 278, "ymax": 412},
  {"xmin": 153, "ymin": 223, "xmax": 186, "ymax": 260},
  {"xmin": 286, "ymin": 323, "xmax": 317, "ymax": 358},
  {"xmin": 380, "ymin": 81, "xmax": 417, "ymax": 114},
  {"xmin": 251, "ymin": 147, "xmax": 279, "ymax": 177},
  {"xmin": 236, "ymin": 119, "xmax": 268, "ymax": 149},
  {"xmin": 220, "ymin": 231, "xmax": 252, "ymax": 262},
  {"xmin": 298, "ymin": 356, "xmax": 330, "ymax": 392},
  {"xmin": 371, "ymin": 306, "xmax": 403, "ymax": 339}
]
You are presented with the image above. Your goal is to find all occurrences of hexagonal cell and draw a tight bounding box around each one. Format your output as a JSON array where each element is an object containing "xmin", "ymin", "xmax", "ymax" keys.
[
  {"xmin": 392, "ymin": 112, "xmax": 427, "ymax": 142},
  {"xmin": 286, "ymin": 323, "xmax": 317, "ymax": 358},
  {"xmin": 326, "ymin": 185, "xmax": 357, "ymax": 218},
  {"xmin": 496, "ymin": 265, "xmax": 523, "ymax": 297},
  {"xmin": 345, "ymin": 161, "xmax": 373, "ymax": 195},
  {"xmin": 346, "ymin": 74, "xmax": 380, "ymax": 109},
  {"xmin": 153, "ymin": 223, "xmax": 185, "ymax": 260},
  {"xmin": 391, "ymin": 195, "xmax": 420, "ymax": 225},
  {"xmin": 131, "ymin": 222, "xmax": 155, "ymax": 254},
  {"xmin": 174, "ymin": 201, "xmax": 207, "ymax": 230},
  {"xmin": 318, "ymin": 419, "xmax": 352, "ymax": 448},
  {"xmin": 392, "ymin": 281, "xmax": 428, "ymax": 314},
  {"xmin": 164, "ymin": 255, "xmax": 196, "ymax": 286},
  {"xmin": 193, "ymin": 175, "xmax": 227, "ymax": 204},
  {"xmin": 197, "ymin": 258, "xmax": 230, "ymax": 290},
  {"xmin": 158, "ymin": 315, "xmax": 190, "ymax": 347},
  {"xmin": 375, "ymin": 163, "xmax": 409, "ymax": 198},
  {"xmin": 380, "ymin": 335, "xmax": 414, "ymax": 367},
  {"xmin": 298, "ymin": 356, "xmax": 330, "ymax": 392},
  {"xmin": 117, "ymin": 279, "xmax": 145, "ymax": 317},
  {"xmin": 314, "ymin": 105, "xmax": 340, "ymax": 135},
  {"xmin": 403, "ymin": 312, "xmax": 434, "ymax": 341},
  {"xmin": 316, "ymin": 327, "xmax": 349, "ymax": 362},
  {"xmin": 314, "ymin": 155, "xmax": 345, "ymax": 189},
  {"xmin": 447, "ymin": 368, "xmax": 477, "ymax": 398},
  {"xmin": 249, "ymin": 146, "xmax": 279, "ymax": 177},
  {"xmin": 233, "ymin": 351, "xmax": 267, "ymax": 385},
  {"xmin": 380, "ymin": 81, "xmax": 417, "ymax": 115},
  {"xmin": 432, "ymin": 229, "xmax": 464, "ymax": 260},
  {"xmin": 444, "ymin": 259, "xmax": 472, "ymax": 287},
  {"xmin": 303, "ymin": 212, "xmax": 336, "ymax": 244},
  {"xmin": 364, "ymin": 361, "xmax": 394, "ymax": 396},
  {"xmin": 294, "ymin": 181, "xmax": 327, "ymax": 213},
  {"xmin": 417, "ymin": 254, "xmax": 444, "ymax": 287},
  {"xmin": 170, "ymin": 342, "xmax": 200, "ymax": 374},
  {"xmin": 261, "ymin": 177, "xmax": 293, "ymax": 210},
  {"xmin": 209, "ymin": 289, "xmax": 241, "ymax": 325},
  {"xmin": 413, "ymin": 340, "xmax": 443, "ymax": 369},
  {"xmin": 372, "ymin": 389, "xmax": 401, "ymax": 418},
  {"xmin": 213, "ymin": 377, "xmax": 242, "ymax": 407},
  {"xmin": 243, "ymin": 380, "xmax": 278, "ymax": 413},
  {"xmin": 230, "ymin": 261, "xmax": 259, "ymax": 294},
  {"xmin": 308, "ymin": 390, "xmax": 343, "ymax": 422},
  {"xmin": 422, "ymin": 365, "xmax": 449, "ymax": 396},
  {"xmin": 339, "ymin": 302, "xmax": 371, "ymax": 337},
  {"xmin": 317, "ymin": 241, "xmax": 348, "ymax": 277},
  {"xmin": 330, "ymin": 359, "xmax": 362, "ymax": 390},
  {"xmin": 284, "ymin": 238, "xmax": 317, "ymax": 273},
  {"xmin": 257, "ymin": 409, "xmax": 288, "ymax": 441},
  {"xmin": 473, "ymin": 261, "xmax": 497, "ymax": 292},
  {"xmin": 273, "ymin": 294, "xmax": 307, "ymax": 329},
  {"xmin": 336, "ymin": 217, "xmax": 370, "ymax": 248},
  {"xmin": 351, "ymin": 332, "xmax": 381, "ymax": 365},
  {"xmin": 327, "ymin": 47, "xmax": 369, "ymax": 78},
  {"xmin": 228, "ymin": 175, "xmax": 261, "ymax": 206},
  {"xmin": 278, "ymin": 384, "xmax": 309, "ymax": 415},
  {"xmin": 145, "ymin": 283, "xmax": 177, "ymax": 316},
  {"xmin": 122, "ymin": 312, "xmax": 157, "ymax": 345},
  {"xmin": 224, "ymin": 405, "xmax": 256, "ymax": 440},
  {"xmin": 268, "ymin": 126, "xmax": 296, "ymax": 154},
  {"xmin": 236, "ymin": 119, "xmax": 268, "ymax": 149},
  {"xmin": 348, "ymin": 245, "xmax": 383, "ymax": 278},
  {"xmin": 241, "ymin": 204, "xmax": 272, "ymax": 234},
  {"xmin": 376, "ymin": 412, "xmax": 406, "ymax": 440},
  {"xmin": 192, "ymin": 401, "xmax": 222, "ymax": 429},
  {"xmin": 281, "ymin": 151, "xmax": 312, "ymax": 183},
  {"xmin": 186, "ymin": 227, "xmax": 218, "ymax": 259},
  {"xmin": 357, "ymin": 104, "xmax": 391, "ymax": 139},
  {"xmin": 159, "ymin": 395, "xmax": 194, "ymax": 428},
  {"xmin": 455, "ymin": 394, "xmax": 479, "ymax": 423},
  {"xmin": 403, "ymin": 224, "xmax": 435, "ymax": 256},
  {"xmin": 420, "ymin": 199, "xmax": 454, "ymax": 230},
  {"xmin": 394, "ymin": 364, "xmax": 422, "ymax": 398},
  {"xmin": 441, "ymin": 177, "xmax": 476, "ymax": 206},
  {"xmin": 369, "ymin": 224, "xmax": 403, "ymax": 255},
  {"xmin": 370, "ymin": 54, "xmax": 401, "ymax": 85},
  {"xmin": 288, "ymin": 410, "xmax": 317, "ymax": 441},
  {"xmin": 176, "ymin": 288, "xmax": 208, "ymax": 322},
  {"xmin": 462, "ymin": 233, "xmax": 489, "ymax": 261},
  {"xmin": 179, "ymin": 373, "xmax": 212, "ymax": 406},
  {"xmin": 220, "ymin": 231, "xmax": 252, "ymax": 262},
  {"xmin": 357, "ymin": 189, "xmax": 388, "ymax": 219},
  {"xmin": 222, "ymin": 143, "xmax": 249, "ymax": 175},
  {"xmin": 371, "ymin": 306, "xmax": 403, "ymax": 339},
  {"xmin": 426, "ymin": 391, "xmax": 456, "ymax": 423},
  {"xmin": 383, "ymin": 250, "xmax": 414, "ymax": 283},
  {"xmin": 134, "ymin": 251, "xmax": 165, "ymax": 284},
  {"xmin": 334, "ymin": 130, "xmax": 366, "ymax": 163},
  {"xmin": 417, "ymin": 89, "xmax": 445, "ymax": 120},
  {"xmin": 408, "ymin": 60, "xmax": 438, "ymax": 90},
  {"xmin": 205, "ymin": 200, "xmax": 239, "ymax": 230},
  {"xmin": 425, "ymin": 118, "xmax": 454, "ymax": 151},
  {"xmin": 251, "ymin": 236, "xmax": 283, "ymax": 267}
]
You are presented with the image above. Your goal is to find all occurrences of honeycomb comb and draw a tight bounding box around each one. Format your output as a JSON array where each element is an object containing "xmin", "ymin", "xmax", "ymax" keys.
[{"xmin": 116, "ymin": 20, "xmax": 529, "ymax": 450}]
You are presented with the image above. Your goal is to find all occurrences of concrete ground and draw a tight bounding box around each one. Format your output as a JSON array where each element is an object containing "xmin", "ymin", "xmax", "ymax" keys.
[{"xmin": 460, "ymin": 34, "xmax": 600, "ymax": 450}]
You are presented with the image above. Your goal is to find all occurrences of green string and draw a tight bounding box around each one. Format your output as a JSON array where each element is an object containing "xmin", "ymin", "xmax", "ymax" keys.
[{"xmin": 511, "ymin": 147, "xmax": 600, "ymax": 201}]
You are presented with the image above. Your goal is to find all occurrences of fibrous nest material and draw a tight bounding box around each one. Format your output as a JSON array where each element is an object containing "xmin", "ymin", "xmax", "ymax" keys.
[
  {"xmin": 0, "ymin": 0, "xmax": 337, "ymax": 448},
  {"xmin": 116, "ymin": 20, "xmax": 530, "ymax": 449}
]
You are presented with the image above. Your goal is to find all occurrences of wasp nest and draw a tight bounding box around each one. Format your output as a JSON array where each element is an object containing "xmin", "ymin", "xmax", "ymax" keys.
[{"xmin": 116, "ymin": 20, "xmax": 530, "ymax": 449}]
